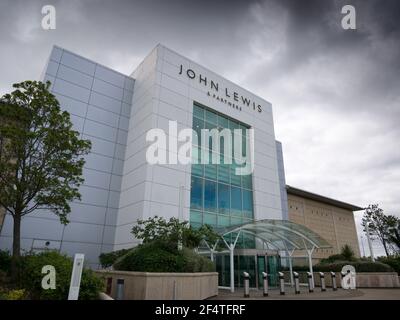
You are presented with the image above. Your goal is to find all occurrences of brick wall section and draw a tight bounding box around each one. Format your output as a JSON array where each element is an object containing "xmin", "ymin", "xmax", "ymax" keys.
[{"xmin": 288, "ymin": 194, "xmax": 361, "ymax": 260}]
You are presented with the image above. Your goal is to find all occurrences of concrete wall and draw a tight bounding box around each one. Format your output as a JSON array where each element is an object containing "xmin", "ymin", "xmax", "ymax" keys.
[{"xmin": 96, "ymin": 270, "xmax": 218, "ymax": 300}]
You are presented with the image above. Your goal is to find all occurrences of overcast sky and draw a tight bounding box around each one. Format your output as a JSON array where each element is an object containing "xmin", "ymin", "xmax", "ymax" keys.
[{"xmin": 0, "ymin": 0, "xmax": 399, "ymax": 256}]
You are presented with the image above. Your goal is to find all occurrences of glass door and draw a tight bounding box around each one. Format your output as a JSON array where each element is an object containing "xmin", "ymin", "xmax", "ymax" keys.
[
  {"xmin": 267, "ymin": 255, "xmax": 280, "ymax": 287},
  {"xmin": 257, "ymin": 255, "xmax": 266, "ymax": 288}
]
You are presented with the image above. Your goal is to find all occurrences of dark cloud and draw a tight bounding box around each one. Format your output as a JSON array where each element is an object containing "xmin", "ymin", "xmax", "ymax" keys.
[{"xmin": 0, "ymin": 0, "xmax": 399, "ymax": 256}]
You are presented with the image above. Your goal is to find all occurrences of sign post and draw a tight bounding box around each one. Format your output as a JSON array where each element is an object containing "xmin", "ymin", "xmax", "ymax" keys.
[{"xmin": 68, "ymin": 253, "xmax": 85, "ymax": 300}]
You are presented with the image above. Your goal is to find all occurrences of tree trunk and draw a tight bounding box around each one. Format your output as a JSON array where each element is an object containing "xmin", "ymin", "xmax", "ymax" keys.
[
  {"xmin": 382, "ymin": 239, "xmax": 389, "ymax": 257},
  {"xmin": 11, "ymin": 213, "xmax": 21, "ymax": 280}
]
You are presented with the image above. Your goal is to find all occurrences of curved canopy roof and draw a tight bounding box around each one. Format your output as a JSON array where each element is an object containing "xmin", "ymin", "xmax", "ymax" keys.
[{"xmin": 215, "ymin": 219, "xmax": 332, "ymax": 251}]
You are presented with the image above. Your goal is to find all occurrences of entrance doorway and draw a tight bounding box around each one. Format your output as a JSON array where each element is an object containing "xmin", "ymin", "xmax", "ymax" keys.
[{"xmin": 257, "ymin": 254, "xmax": 280, "ymax": 288}]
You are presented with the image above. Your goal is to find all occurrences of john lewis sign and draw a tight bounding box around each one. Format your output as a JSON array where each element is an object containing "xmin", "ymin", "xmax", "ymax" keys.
[{"xmin": 178, "ymin": 64, "xmax": 262, "ymax": 113}]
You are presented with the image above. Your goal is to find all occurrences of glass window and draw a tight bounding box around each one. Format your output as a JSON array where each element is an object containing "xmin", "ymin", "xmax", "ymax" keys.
[
  {"xmin": 193, "ymin": 104, "xmax": 204, "ymax": 120},
  {"xmin": 205, "ymin": 163, "xmax": 217, "ymax": 180},
  {"xmin": 204, "ymin": 179, "xmax": 217, "ymax": 212},
  {"xmin": 241, "ymin": 174, "xmax": 252, "ymax": 190},
  {"xmin": 190, "ymin": 210, "xmax": 202, "ymax": 224},
  {"xmin": 190, "ymin": 103, "xmax": 254, "ymax": 233},
  {"xmin": 192, "ymin": 117, "xmax": 204, "ymax": 146},
  {"xmin": 203, "ymin": 212, "xmax": 217, "ymax": 227},
  {"xmin": 231, "ymin": 186, "xmax": 242, "ymax": 216},
  {"xmin": 229, "ymin": 119, "xmax": 240, "ymax": 130},
  {"xmin": 205, "ymin": 109, "xmax": 218, "ymax": 125},
  {"xmin": 218, "ymin": 215, "xmax": 230, "ymax": 227},
  {"xmin": 190, "ymin": 176, "xmax": 203, "ymax": 210},
  {"xmin": 230, "ymin": 163, "xmax": 241, "ymax": 186},
  {"xmin": 217, "ymin": 162, "xmax": 230, "ymax": 184},
  {"xmin": 242, "ymin": 189, "xmax": 253, "ymax": 217},
  {"xmin": 218, "ymin": 114, "xmax": 229, "ymax": 129},
  {"xmin": 218, "ymin": 183, "xmax": 230, "ymax": 214}
]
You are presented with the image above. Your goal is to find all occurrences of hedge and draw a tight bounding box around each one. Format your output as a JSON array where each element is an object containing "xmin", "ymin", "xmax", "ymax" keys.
[
  {"xmin": 1, "ymin": 250, "xmax": 103, "ymax": 300},
  {"xmin": 314, "ymin": 261, "xmax": 394, "ymax": 273},
  {"xmin": 282, "ymin": 261, "xmax": 394, "ymax": 273},
  {"xmin": 113, "ymin": 241, "xmax": 215, "ymax": 273},
  {"xmin": 99, "ymin": 248, "xmax": 130, "ymax": 268},
  {"xmin": 18, "ymin": 251, "xmax": 104, "ymax": 300},
  {"xmin": 377, "ymin": 256, "xmax": 400, "ymax": 275}
]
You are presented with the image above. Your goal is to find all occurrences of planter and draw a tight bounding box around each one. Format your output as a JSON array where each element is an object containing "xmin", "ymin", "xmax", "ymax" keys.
[{"xmin": 95, "ymin": 270, "xmax": 218, "ymax": 300}]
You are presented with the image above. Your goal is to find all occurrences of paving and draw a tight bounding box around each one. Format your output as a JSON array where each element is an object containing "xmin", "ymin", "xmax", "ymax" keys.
[{"xmin": 209, "ymin": 286, "xmax": 400, "ymax": 300}]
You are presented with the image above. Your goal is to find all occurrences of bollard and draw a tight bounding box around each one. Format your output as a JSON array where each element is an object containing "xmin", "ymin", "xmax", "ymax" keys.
[
  {"xmin": 293, "ymin": 272, "xmax": 300, "ymax": 294},
  {"xmin": 331, "ymin": 272, "xmax": 337, "ymax": 291},
  {"xmin": 116, "ymin": 278, "xmax": 124, "ymax": 300},
  {"xmin": 243, "ymin": 272, "xmax": 250, "ymax": 298},
  {"xmin": 262, "ymin": 272, "xmax": 269, "ymax": 297},
  {"xmin": 278, "ymin": 272, "xmax": 285, "ymax": 295},
  {"xmin": 319, "ymin": 272, "xmax": 326, "ymax": 292},
  {"xmin": 307, "ymin": 272, "xmax": 313, "ymax": 293}
]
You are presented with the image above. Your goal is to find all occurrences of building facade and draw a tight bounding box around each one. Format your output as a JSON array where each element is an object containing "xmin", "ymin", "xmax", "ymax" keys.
[
  {"xmin": 0, "ymin": 45, "xmax": 361, "ymax": 277},
  {"xmin": 286, "ymin": 185, "xmax": 361, "ymax": 263}
]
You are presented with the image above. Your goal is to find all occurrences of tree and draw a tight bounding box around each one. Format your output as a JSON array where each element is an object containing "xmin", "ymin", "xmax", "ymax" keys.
[
  {"xmin": 361, "ymin": 204, "xmax": 397, "ymax": 256},
  {"xmin": 0, "ymin": 81, "xmax": 91, "ymax": 277},
  {"xmin": 340, "ymin": 244, "xmax": 356, "ymax": 261},
  {"xmin": 387, "ymin": 217, "xmax": 400, "ymax": 253},
  {"xmin": 131, "ymin": 216, "xmax": 220, "ymax": 249}
]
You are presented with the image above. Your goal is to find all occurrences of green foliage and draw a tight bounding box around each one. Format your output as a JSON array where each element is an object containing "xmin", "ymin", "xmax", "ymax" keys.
[
  {"xmin": 314, "ymin": 261, "xmax": 394, "ymax": 273},
  {"xmin": 0, "ymin": 81, "xmax": 91, "ymax": 263},
  {"xmin": 387, "ymin": 221, "xmax": 400, "ymax": 253},
  {"xmin": 320, "ymin": 245, "xmax": 357, "ymax": 264},
  {"xmin": 131, "ymin": 216, "xmax": 220, "ymax": 249},
  {"xmin": 340, "ymin": 244, "xmax": 356, "ymax": 261},
  {"xmin": 377, "ymin": 256, "xmax": 400, "ymax": 275},
  {"xmin": 3, "ymin": 289, "xmax": 26, "ymax": 300},
  {"xmin": 17, "ymin": 251, "xmax": 103, "ymax": 300},
  {"xmin": 99, "ymin": 249, "xmax": 131, "ymax": 268},
  {"xmin": 361, "ymin": 204, "xmax": 399, "ymax": 256},
  {"xmin": 113, "ymin": 241, "xmax": 215, "ymax": 273},
  {"xmin": 0, "ymin": 80, "xmax": 92, "ymax": 223},
  {"xmin": 0, "ymin": 250, "xmax": 11, "ymax": 273}
]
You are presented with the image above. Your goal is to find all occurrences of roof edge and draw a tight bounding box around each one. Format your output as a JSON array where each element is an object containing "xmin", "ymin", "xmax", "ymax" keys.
[{"xmin": 286, "ymin": 185, "xmax": 364, "ymax": 212}]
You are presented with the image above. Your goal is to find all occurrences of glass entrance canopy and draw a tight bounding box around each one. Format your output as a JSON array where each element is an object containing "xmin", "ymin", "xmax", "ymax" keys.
[
  {"xmin": 205, "ymin": 219, "xmax": 332, "ymax": 292},
  {"xmin": 216, "ymin": 219, "xmax": 331, "ymax": 251}
]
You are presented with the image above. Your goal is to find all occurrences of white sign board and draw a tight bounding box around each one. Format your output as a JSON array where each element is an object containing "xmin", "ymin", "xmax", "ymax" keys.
[{"xmin": 68, "ymin": 253, "xmax": 85, "ymax": 300}]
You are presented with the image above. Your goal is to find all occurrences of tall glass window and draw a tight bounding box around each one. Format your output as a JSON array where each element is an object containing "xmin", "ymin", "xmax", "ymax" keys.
[{"xmin": 189, "ymin": 103, "xmax": 255, "ymax": 248}]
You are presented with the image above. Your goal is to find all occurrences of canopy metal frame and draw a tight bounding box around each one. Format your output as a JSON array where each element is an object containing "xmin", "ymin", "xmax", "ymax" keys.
[{"xmin": 202, "ymin": 219, "xmax": 331, "ymax": 293}]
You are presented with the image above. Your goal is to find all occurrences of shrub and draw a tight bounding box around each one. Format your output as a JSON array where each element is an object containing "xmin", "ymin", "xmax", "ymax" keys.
[
  {"xmin": 320, "ymin": 245, "xmax": 357, "ymax": 264},
  {"xmin": 113, "ymin": 241, "xmax": 214, "ymax": 273},
  {"xmin": 377, "ymin": 256, "xmax": 400, "ymax": 275},
  {"xmin": 0, "ymin": 250, "xmax": 11, "ymax": 273},
  {"xmin": 319, "ymin": 254, "xmax": 346, "ymax": 264},
  {"xmin": 99, "ymin": 249, "xmax": 131, "ymax": 268},
  {"xmin": 4, "ymin": 289, "xmax": 26, "ymax": 300},
  {"xmin": 314, "ymin": 260, "xmax": 394, "ymax": 273},
  {"xmin": 18, "ymin": 251, "xmax": 103, "ymax": 300}
]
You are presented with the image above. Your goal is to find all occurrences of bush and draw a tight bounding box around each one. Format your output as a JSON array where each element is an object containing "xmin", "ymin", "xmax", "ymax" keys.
[
  {"xmin": 17, "ymin": 251, "xmax": 103, "ymax": 300},
  {"xmin": 4, "ymin": 289, "xmax": 26, "ymax": 300},
  {"xmin": 0, "ymin": 250, "xmax": 11, "ymax": 273},
  {"xmin": 320, "ymin": 245, "xmax": 357, "ymax": 264},
  {"xmin": 314, "ymin": 260, "xmax": 394, "ymax": 273},
  {"xmin": 377, "ymin": 256, "xmax": 400, "ymax": 275},
  {"xmin": 99, "ymin": 249, "xmax": 131, "ymax": 268},
  {"xmin": 113, "ymin": 241, "xmax": 214, "ymax": 273},
  {"xmin": 319, "ymin": 254, "xmax": 346, "ymax": 264}
]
